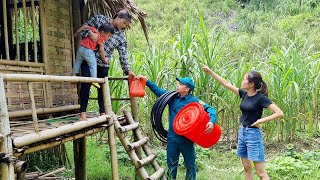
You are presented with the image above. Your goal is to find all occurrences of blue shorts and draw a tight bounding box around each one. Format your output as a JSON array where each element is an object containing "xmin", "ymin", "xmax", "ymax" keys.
[{"xmin": 236, "ymin": 127, "xmax": 265, "ymax": 162}]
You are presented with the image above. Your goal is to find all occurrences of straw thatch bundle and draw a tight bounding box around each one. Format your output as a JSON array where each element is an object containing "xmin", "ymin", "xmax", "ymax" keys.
[{"xmin": 84, "ymin": 0, "xmax": 150, "ymax": 45}]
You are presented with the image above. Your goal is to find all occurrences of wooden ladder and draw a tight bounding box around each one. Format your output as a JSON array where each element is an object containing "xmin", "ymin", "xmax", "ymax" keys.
[
  {"xmin": 113, "ymin": 110, "xmax": 166, "ymax": 180},
  {"xmin": 109, "ymin": 77, "xmax": 166, "ymax": 180}
]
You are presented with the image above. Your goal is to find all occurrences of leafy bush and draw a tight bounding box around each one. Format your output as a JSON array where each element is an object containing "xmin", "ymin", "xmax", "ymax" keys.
[{"xmin": 266, "ymin": 144, "xmax": 320, "ymax": 179}]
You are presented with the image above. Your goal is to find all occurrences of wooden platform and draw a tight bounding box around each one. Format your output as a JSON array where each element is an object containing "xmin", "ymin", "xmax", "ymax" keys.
[{"xmin": 10, "ymin": 113, "xmax": 113, "ymax": 157}]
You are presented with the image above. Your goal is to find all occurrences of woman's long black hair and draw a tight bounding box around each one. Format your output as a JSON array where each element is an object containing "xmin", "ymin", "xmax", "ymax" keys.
[{"xmin": 247, "ymin": 71, "xmax": 268, "ymax": 96}]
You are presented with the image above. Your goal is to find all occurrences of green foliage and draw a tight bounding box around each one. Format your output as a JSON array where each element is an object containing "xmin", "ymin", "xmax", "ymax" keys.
[
  {"xmin": 266, "ymin": 144, "xmax": 320, "ymax": 179},
  {"xmin": 14, "ymin": 9, "xmax": 40, "ymax": 43}
]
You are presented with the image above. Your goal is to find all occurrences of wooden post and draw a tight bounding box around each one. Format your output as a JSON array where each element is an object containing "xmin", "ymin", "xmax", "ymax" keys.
[
  {"xmin": 31, "ymin": 0, "xmax": 38, "ymax": 63},
  {"xmin": 13, "ymin": 0, "xmax": 20, "ymax": 61},
  {"xmin": 73, "ymin": 138, "xmax": 86, "ymax": 180},
  {"xmin": 28, "ymin": 82, "xmax": 39, "ymax": 132},
  {"xmin": 72, "ymin": 0, "xmax": 81, "ymax": 62},
  {"xmin": 102, "ymin": 77, "xmax": 119, "ymax": 180},
  {"xmin": 2, "ymin": 0, "xmax": 10, "ymax": 59},
  {"xmin": 39, "ymin": 0, "xmax": 48, "ymax": 72},
  {"xmin": 22, "ymin": 0, "xmax": 29, "ymax": 62},
  {"xmin": 0, "ymin": 75, "xmax": 15, "ymax": 180},
  {"xmin": 17, "ymin": 155, "xmax": 26, "ymax": 180}
]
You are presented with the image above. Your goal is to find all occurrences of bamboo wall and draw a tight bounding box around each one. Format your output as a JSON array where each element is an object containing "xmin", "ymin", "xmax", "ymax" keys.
[{"xmin": 0, "ymin": 0, "xmax": 78, "ymax": 112}]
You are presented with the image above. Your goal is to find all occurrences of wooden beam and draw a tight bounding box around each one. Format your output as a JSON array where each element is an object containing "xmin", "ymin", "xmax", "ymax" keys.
[
  {"xmin": 0, "ymin": 75, "xmax": 15, "ymax": 180},
  {"xmin": 22, "ymin": 0, "xmax": 29, "ymax": 62},
  {"xmin": 31, "ymin": 0, "xmax": 38, "ymax": 63},
  {"xmin": 0, "ymin": 59, "xmax": 45, "ymax": 67},
  {"xmin": 13, "ymin": 115, "xmax": 110, "ymax": 147},
  {"xmin": 2, "ymin": 73, "xmax": 105, "ymax": 83},
  {"xmin": 102, "ymin": 77, "xmax": 119, "ymax": 180},
  {"xmin": 14, "ymin": 0, "xmax": 20, "ymax": 61},
  {"xmin": 14, "ymin": 126, "xmax": 107, "ymax": 156},
  {"xmin": 28, "ymin": 82, "xmax": 39, "ymax": 132},
  {"xmin": 9, "ymin": 104, "xmax": 80, "ymax": 118},
  {"xmin": 2, "ymin": 0, "xmax": 10, "ymax": 59},
  {"xmin": 108, "ymin": 77, "xmax": 129, "ymax": 81},
  {"xmin": 0, "ymin": 66, "xmax": 45, "ymax": 73},
  {"xmin": 72, "ymin": 0, "xmax": 81, "ymax": 55},
  {"xmin": 39, "ymin": 0, "xmax": 48, "ymax": 73}
]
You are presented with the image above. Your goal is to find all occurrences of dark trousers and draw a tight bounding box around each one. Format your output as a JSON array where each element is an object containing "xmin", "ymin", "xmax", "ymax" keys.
[
  {"xmin": 79, "ymin": 62, "xmax": 109, "ymax": 113},
  {"xmin": 167, "ymin": 139, "xmax": 196, "ymax": 180}
]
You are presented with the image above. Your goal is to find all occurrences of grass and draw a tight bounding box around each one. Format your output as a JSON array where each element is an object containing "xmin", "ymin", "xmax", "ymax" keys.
[{"xmin": 62, "ymin": 135, "xmax": 320, "ymax": 179}]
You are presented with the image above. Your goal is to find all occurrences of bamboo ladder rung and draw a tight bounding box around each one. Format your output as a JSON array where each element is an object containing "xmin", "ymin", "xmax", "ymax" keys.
[
  {"xmin": 123, "ymin": 110, "xmax": 165, "ymax": 179},
  {"xmin": 119, "ymin": 122, "xmax": 139, "ymax": 133},
  {"xmin": 128, "ymin": 137, "xmax": 149, "ymax": 150},
  {"xmin": 137, "ymin": 153, "xmax": 157, "ymax": 168},
  {"xmin": 146, "ymin": 166, "xmax": 166, "ymax": 180}
]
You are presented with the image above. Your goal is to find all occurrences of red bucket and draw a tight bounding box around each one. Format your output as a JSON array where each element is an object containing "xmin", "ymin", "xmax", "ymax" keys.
[
  {"xmin": 129, "ymin": 77, "xmax": 147, "ymax": 97},
  {"xmin": 173, "ymin": 102, "xmax": 221, "ymax": 148}
]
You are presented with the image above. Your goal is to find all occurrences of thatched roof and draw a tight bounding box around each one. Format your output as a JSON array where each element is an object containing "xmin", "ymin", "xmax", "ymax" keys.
[{"xmin": 85, "ymin": 0, "xmax": 150, "ymax": 46}]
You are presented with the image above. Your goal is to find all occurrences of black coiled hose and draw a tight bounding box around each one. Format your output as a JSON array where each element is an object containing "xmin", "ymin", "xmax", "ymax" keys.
[{"xmin": 150, "ymin": 91, "xmax": 179, "ymax": 143}]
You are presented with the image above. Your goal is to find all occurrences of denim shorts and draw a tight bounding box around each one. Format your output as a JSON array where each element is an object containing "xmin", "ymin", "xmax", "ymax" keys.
[{"xmin": 236, "ymin": 127, "xmax": 265, "ymax": 162}]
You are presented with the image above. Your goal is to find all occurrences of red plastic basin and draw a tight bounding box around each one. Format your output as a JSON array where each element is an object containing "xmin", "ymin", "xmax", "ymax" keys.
[{"xmin": 173, "ymin": 102, "xmax": 221, "ymax": 148}]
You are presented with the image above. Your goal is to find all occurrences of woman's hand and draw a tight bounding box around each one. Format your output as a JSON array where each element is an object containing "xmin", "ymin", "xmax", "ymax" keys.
[
  {"xmin": 251, "ymin": 120, "xmax": 261, "ymax": 127},
  {"xmin": 201, "ymin": 64, "xmax": 213, "ymax": 74}
]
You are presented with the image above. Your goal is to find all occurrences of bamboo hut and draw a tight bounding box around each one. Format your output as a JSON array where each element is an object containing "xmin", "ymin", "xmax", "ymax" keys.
[{"xmin": 0, "ymin": 0, "xmax": 164, "ymax": 179}]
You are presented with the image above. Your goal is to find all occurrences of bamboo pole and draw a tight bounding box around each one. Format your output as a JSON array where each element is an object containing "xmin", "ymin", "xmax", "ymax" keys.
[
  {"xmin": 102, "ymin": 77, "xmax": 119, "ymax": 180},
  {"xmin": 0, "ymin": 76, "xmax": 15, "ymax": 180},
  {"xmin": 73, "ymin": 140, "xmax": 80, "ymax": 180},
  {"xmin": 22, "ymin": 0, "xmax": 28, "ymax": 62},
  {"xmin": 119, "ymin": 122, "xmax": 139, "ymax": 133},
  {"xmin": 2, "ymin": 0, "xmax": 10, "ymax": 59},
  {"xmin": 0, "ymin": 59, "xmax": 45, "ymax": 67},
  {"xmin": 13, "ymin": 115, "xmax": 110, "ymax": 147},
  {"xmin": 28, "ymin": 82, "xmax": 39, "ymax": 132},
  {"xmin": 128, "ymin": 137, "xmax": 148, "ymax": 150},
  {"xmin": 72, "ymin": 0, "xmax": 81, "ymax": 48},
  {"xmin": 147, "ymin": 167, "xmax": 166, "ymax": 180},
  {"xmin": 137, "ymin": 153, "xmax": 157, "ymax": 167},
  {"xmin": 16, "ymin": 155, "xmax": 26, "ymax": 180},
  {"xmin": 38, "ymin": 167, "xmax": 66, "ymax": 178},
  {"xmin": 108, "ymin": 77, "xmax": 129, "ymax": 81},
  {"xmin": 9, "ymin": 104, "xmax": 80, "ymax": 118},
  {"xmin": 14, "ymin": 0, "xmax": 20, "ymax": 61},
  {"xmin": 2, "ymin": 73, "xmax": 105, "ymax": 83},
  {"xmin": 77, "ymin": 137, "xmax": 87, "ymax": 180},
  {"xmin": 14, "ymin": 126, "xmax": 107, "ymax": 156},
  {"xmin": 0, "ymin": 66, "xmax": 45, "ymax": 73},
  {"xmin": 39, "ymin": 0, "xmax": 48, "ymax": 72},
  {"xmin": 31, "ymin": 0, "xmax": 38, "ymax": 63}
]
